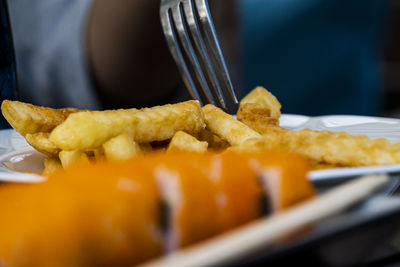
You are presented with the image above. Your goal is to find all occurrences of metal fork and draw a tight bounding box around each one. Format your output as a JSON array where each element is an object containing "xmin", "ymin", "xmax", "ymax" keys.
[{"xmin": 160, "ymin": 0, "xmax": 238, "ymax": 112}]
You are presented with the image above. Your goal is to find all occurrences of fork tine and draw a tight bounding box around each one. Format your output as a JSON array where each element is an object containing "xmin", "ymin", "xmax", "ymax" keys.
[
  {"xmin": 182, "ymin": 0, "xmax": 227, "ymax": 109},
  {"xmin": 170, "ymin": 3, "xmax": 221, "ymax": 107},
  {"xmin": 194, "ymin": 0, "xmax": 239, "ymax": 105},
  {"xmin": 160, "ymin": 6, "xmax": 204, "ymax": 106}
]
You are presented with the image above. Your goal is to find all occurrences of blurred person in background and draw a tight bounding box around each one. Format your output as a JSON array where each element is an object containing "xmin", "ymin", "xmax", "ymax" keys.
[{"xmin": 5, "ymin": 0, "xmax": 391, "ymax": 116}]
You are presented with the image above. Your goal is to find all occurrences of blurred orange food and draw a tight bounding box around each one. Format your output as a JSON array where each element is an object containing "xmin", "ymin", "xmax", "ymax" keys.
[{"xmin": 0, "ymin": 151, "xmax": 315, "ymax": 267}]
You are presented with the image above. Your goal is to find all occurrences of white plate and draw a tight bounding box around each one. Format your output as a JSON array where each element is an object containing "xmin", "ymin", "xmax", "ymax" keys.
[
  {"xmin": 280, "ymin": 114, "xmax": 400, "ymax": 181},
  {"xmin": 1, "ymin": 114, "xmax": 400, "ymax": 183},
  {"xmin": 0, "ymin": 129, "xmax": 45, "ymax": 183}
]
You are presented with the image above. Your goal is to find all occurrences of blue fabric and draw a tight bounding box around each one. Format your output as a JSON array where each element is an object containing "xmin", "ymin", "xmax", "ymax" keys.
[
  {"xmin": 241, "ymin": 0, "xmax": 389, "ymax": 116},
  {"xmin": 7, "ymin": 0, "xmax": 101, "ymax": 110}
]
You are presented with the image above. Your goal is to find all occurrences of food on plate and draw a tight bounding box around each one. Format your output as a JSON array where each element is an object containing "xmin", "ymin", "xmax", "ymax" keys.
[
  {"xmin": 102, "ymin": 133, "xmax": 143, "ymax": 161},
  {"xmin": 59, "ymin": 150, "xmax": 90, "ymax": 169},
  {"xmin": 237, "ymin": 103, "xmax": 280, "ymax": 133},
  {"xmin": 238, "ymin": 86, "xmax": 281, "ymax": 119},
  {"xmin": 196, "ymin": 128, "xmax": 230, "ymax": 150},
  {"xmin": 237, "ymin": 86, "xmax": 281, "ymax": 131},
  {"xmin": 49, "ymin": 100, "xmax": 204, "ymax": 150},
  {"xmin": 2, "ymin": 86, "xmax": 400, "ymax": 172},
  {"xmin": 167, "ymin": 131, "xmax": 208, "ymax": 153},
  {"xmin": 42, "ymin": 157, "xmax": 62, "ymax": 176},
  {"xmin": 202, "ymin": 104, "xmax": 261, "ymax": 146},
  {"xmin": 233, "ymin": 126, "xmax": 400, "ymax": 166},
  {"xmin": 1, "ymin": 100, "xmax": 80, "ymax": 136},
  {"xmin": 0, "ymin": 151, "xmax": 315, "ymax": 267},
  {"xmin": 25, "ymin": 132, "xmax": 60, "ymax": 157}
]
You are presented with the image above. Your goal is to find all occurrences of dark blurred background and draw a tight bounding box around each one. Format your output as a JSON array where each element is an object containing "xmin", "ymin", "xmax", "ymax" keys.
[
  {"xmin": 383, "ymin": 0, "xmax": 400, "ymax": 118},
  {"xmin": 239, "ymin": 0, "xmax": 400, "ymax": 117},
  {"xmin": 0, "ymin": 0, "xmax": 17, "ymax": 128}
]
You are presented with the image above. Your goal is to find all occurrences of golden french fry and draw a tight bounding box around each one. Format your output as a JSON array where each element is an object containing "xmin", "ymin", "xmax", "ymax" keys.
[
  {"xmin": 237, "ymin": 103, "xmax": 279, "ymax": 134},
  {"xmin": 50, "ymin": 100, "xmax": 204, "ymax": 150},
  {"xmin": 237, "ymin": 87, "xmax": 281, "ymax": 134},
  {"xmin": 1, "ymin": 100, "xmax": 80, "ymax": 136},
  {"xmin": 25, "ymin": 132, "xmax": 60, "ymax": 157},
  {"xmin": 202, "ymin": 104, "xmax": 260, "ymax": 146},
  {"xmin": 132, "ymin": 100, "xmax": 204, "ymax": 143},
  {"xmin": 238, "ymin": 86, "xmax": 281, "ymax": 119},
  {"xmin": 167, "ymin": 131, "xmax": 208, "ymax": 153},
  {"xmin": 234, "ymin": 127, "xmax": 400, "ymax": 166},
  {"xmin": 42, "ymin": 157, "xmax": 63, "ymax": 176},
  {"xmin": 197, "ymin": 128, "xmax": 230, "ymax": 150},
  {"xmin": 103, "ymin": 133, "xmax": 142, "ymax": 161},
  {"xmin": 59, "ymin": 150, "xmax": 90, "ymax": 169}
]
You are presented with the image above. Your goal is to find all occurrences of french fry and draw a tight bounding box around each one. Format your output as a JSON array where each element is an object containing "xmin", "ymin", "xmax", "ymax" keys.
[
  {"xmin": 234, "ymin": 127, "xmax": 400, "ymax": 166},
  {"xmin": 237, "ymin": 87, "xmax": 281, "ymax": 133},
  {"xmin": 59, "ymin": 150, "xmax": 90, "ymax": 169},
  {"xmin": 238, "ymin": 86, "xmax": 281, "ymax": 119},
  {"xmin": 237, "ymin": 103, "xmax": 279, "ymax": 134},
  {"xmin": 103, "ymin": 133, "xmax": 142, "ymax": 161},
  {"xmin": 49, "ymin": 100, "xmax": 205, "ymax": 150},
  {"xmin": 42, "ymin": 157, "xmax": 63, "ymax": 176},
  {"xmin": 167, "ymin": 131, "xmax": 208, "ymax": 153},
  {"xmin": 25, "ymin": 132, "xmax": 60, "ymax": 157},
  {"xmin": 202, "ymin": 104, "xmax": 260, "ymax": 146},
  {"xmin": 1, "ymin": 100, "xmax": 80, "ymax": 136},
  {"xmin": 132, "ymin": 100, "xmax": 204, "ymax": 143},
  {"xmin": 197, "ymin": 128, "xmax": 230, "ymax": 150},
  {"xmin": 5, "ymin": 87, "xmax": 400, "ymax": 172}
]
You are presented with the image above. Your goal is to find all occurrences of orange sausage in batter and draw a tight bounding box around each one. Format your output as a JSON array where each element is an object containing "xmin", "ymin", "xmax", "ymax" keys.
[{"xmin": 0, "ymin": 151, "xmax": 314, "ymax": 267}]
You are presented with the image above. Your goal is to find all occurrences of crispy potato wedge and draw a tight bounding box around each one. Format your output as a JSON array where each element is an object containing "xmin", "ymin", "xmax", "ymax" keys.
[
  {"xmin": 202, "ymin": 104, "xmax": 260, "ymax": 146},
  {"xmin": 59, "ymin": 150, "xmax": 90, "ymax": 169},
  {"xmin": 50, "ymin": 100, "xmax": 204, "ymax": 150},
  {"xmin": 103, "ymin": 133, "xmax": 142, "ymax": 161},
  {"xmin": 1, "ymin": 100, "xmax": 80, "ymax": 136},
  {"xmin": 25, "ymin": 132, "xmax": 60, "ymax": 157},
  {"xmin": 234, "ymin": 126, "xmax": 400, "ymax": 166},
  {"xmin": 167, "ymin": 131, "xmax": 208, "ymax": 153}
]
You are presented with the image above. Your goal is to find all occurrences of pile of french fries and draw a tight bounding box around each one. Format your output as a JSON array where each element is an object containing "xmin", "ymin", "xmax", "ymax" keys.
[{"xmin": 2, "ymin": 86, "xmax": 400, "ymax": 176}]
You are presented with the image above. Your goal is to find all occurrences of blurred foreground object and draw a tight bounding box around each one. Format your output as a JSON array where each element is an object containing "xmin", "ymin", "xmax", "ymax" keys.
[{"xmin": 0, "ymin": 151, "xmax": 314, "ymax": 267}]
